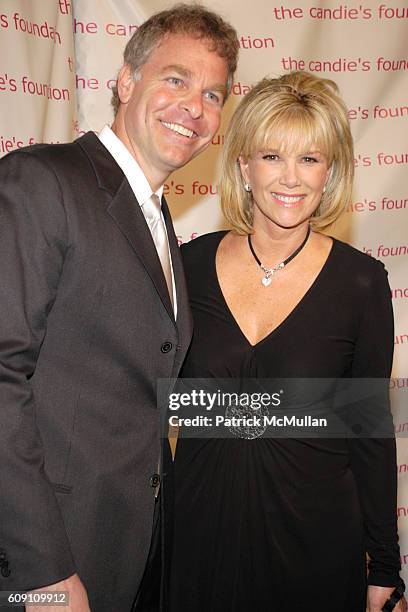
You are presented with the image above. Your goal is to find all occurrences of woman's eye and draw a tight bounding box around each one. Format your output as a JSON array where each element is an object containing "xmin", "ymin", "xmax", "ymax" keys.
[
  {"xmin": 263, "ymin": 154, "xmax": 280, "ymax": 161},
  {"xmin": 303, "ymin": 156, "xmax": 318, "ymax": 163}
]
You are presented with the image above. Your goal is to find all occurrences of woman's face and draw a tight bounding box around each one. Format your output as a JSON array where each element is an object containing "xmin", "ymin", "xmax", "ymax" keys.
[{"xmin": 239, "ymin": 145, "xmax": 331, "ymax": 231}]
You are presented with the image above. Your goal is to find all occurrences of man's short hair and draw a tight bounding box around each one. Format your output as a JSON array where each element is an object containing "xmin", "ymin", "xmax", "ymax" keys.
[{"xmin": 111, "ymin": 3, "xmax": 239, "ymax": 114}]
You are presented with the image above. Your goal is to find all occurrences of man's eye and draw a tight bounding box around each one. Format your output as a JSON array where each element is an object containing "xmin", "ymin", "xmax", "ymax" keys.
[
  {"xmin": 167, "ymin": 77, "xmax": 184, "ymax": 86},
  {"xmin": 205, "ymin": 91, "xmax": 221, "ymax": 104}
]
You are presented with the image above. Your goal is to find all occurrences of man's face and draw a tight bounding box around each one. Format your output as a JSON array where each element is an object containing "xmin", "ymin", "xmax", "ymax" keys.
[{"xmin": 116, "ymin": 33, "xmax": 229, "ymax": 189}]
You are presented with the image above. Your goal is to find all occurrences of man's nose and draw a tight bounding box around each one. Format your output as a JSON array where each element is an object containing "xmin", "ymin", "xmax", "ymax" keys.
[{"xmin": 181, "ymin": 89, "xmax": 203, "ymax": 119}]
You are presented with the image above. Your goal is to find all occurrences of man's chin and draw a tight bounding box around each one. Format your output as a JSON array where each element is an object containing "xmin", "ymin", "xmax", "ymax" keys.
[{"xmin": 165, "ymin": 149, "xmax": 205, "ymax": 170}]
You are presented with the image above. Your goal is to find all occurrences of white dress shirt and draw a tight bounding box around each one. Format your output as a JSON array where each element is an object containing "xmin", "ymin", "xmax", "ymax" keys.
[{"xmin": 98, "ymin": 125, "xmax": 177, "ymax": 317}]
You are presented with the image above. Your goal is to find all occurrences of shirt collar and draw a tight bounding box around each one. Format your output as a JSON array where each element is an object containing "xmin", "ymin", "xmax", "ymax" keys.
[{"xmin": 98, "ymin": 125, "xmax": 163, "ymax": 206}]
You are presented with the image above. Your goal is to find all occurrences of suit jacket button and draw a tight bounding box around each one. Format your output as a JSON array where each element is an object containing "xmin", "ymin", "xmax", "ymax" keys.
[
  {"xmin": 161, "ymin": 342, "xmax": 172, "ymax": 353},
  {"xmin": 150, "ymin": 473, "xmax": 160, "ymax": 488},
  {"xmin": 1, "ymin": 565, "xmax": 10, "ymax": 577}
]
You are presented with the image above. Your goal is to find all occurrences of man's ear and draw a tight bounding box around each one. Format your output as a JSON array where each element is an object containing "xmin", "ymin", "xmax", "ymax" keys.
[{"xmin": 116, "ymin": 64, "xmax": 136, "ymax": 105}]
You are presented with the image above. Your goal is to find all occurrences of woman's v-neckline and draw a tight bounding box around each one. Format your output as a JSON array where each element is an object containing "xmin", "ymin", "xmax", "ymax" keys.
[{"xmin": 213, "ymin": 232, "xmax": 336, "ymax": 348}]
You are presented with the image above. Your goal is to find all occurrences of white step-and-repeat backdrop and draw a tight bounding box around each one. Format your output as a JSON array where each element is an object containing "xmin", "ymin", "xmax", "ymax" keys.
[{"xmin": 1, "ymin": 0, "xmax": 407, "ymax": 586}]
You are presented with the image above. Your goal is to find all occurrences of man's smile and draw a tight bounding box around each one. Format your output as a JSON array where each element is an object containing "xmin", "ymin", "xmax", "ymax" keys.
[{"xmin": 160, "ymin": 120, "xmax": 198, "ymax": 139}]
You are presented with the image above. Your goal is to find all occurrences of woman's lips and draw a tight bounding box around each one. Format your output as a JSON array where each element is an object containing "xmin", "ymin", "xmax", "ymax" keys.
[{"xmin": 271, "ymin": 192, "xmax": 306, "ymax": 207}]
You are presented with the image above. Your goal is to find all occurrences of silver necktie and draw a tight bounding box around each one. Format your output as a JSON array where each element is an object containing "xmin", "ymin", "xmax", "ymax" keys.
[{"xmin": 143, "ymin": 194, "xmax": 174, "ymax": 310}]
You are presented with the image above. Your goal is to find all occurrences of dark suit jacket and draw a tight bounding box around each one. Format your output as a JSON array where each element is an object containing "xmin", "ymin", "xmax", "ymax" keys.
[{"xmin": 0, "ymin": 132, "xmax": 192, "ymax": 611}]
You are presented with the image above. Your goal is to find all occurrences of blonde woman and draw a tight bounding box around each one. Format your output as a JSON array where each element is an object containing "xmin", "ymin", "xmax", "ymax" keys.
[{"xmin": 170, "ymin": 72, "xmax": 405, "ymax": 612}]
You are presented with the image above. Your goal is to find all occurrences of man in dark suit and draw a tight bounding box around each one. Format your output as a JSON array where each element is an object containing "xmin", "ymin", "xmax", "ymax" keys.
[{"xmin": 0, "ymin": 5, "xmax": 238, "ymax": 611}]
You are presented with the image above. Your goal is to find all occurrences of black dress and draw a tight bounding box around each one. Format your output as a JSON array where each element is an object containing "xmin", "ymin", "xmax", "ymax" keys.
[{"xmin": 170, "ymin": 231, "xmax": 400, "ymax": 612}]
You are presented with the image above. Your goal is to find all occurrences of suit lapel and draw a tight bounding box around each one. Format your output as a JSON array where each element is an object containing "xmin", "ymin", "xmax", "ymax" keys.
[
  {"xmin": 108, "ymin": 184, "xmax": 175, "ymax": 320},
  {"xmin": 77, "ymin": 132, "xmax": 175, "ymax": 322},
  {"xmin": 162, "ymin": 199, "xmax": 193, "ymax": 354}
]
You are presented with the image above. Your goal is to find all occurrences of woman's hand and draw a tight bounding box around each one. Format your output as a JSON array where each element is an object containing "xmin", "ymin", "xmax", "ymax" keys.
[{"xmin": 367, "ymin": 585, "xmax": 407, "ymax": 611}]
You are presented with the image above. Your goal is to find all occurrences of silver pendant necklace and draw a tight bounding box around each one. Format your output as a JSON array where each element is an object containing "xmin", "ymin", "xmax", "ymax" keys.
[{"xmin": 248, "ymin": 226, "xmax": 311, "ymax": 286}]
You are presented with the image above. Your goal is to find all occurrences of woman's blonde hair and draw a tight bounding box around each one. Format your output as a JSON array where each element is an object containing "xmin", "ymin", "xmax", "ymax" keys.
[{"xmin": 220, "ymin": 71, "xmax": 354, "ymax": 233}]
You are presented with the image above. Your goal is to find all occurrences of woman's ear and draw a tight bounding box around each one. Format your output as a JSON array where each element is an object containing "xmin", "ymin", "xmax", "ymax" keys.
[
  {"xmin": 238, "ymin": 154, "xmax": 250, "ymax": 185},
  {"xmin": 325, "ymin": 163, "xmax": 333, "ymax": 187}
]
